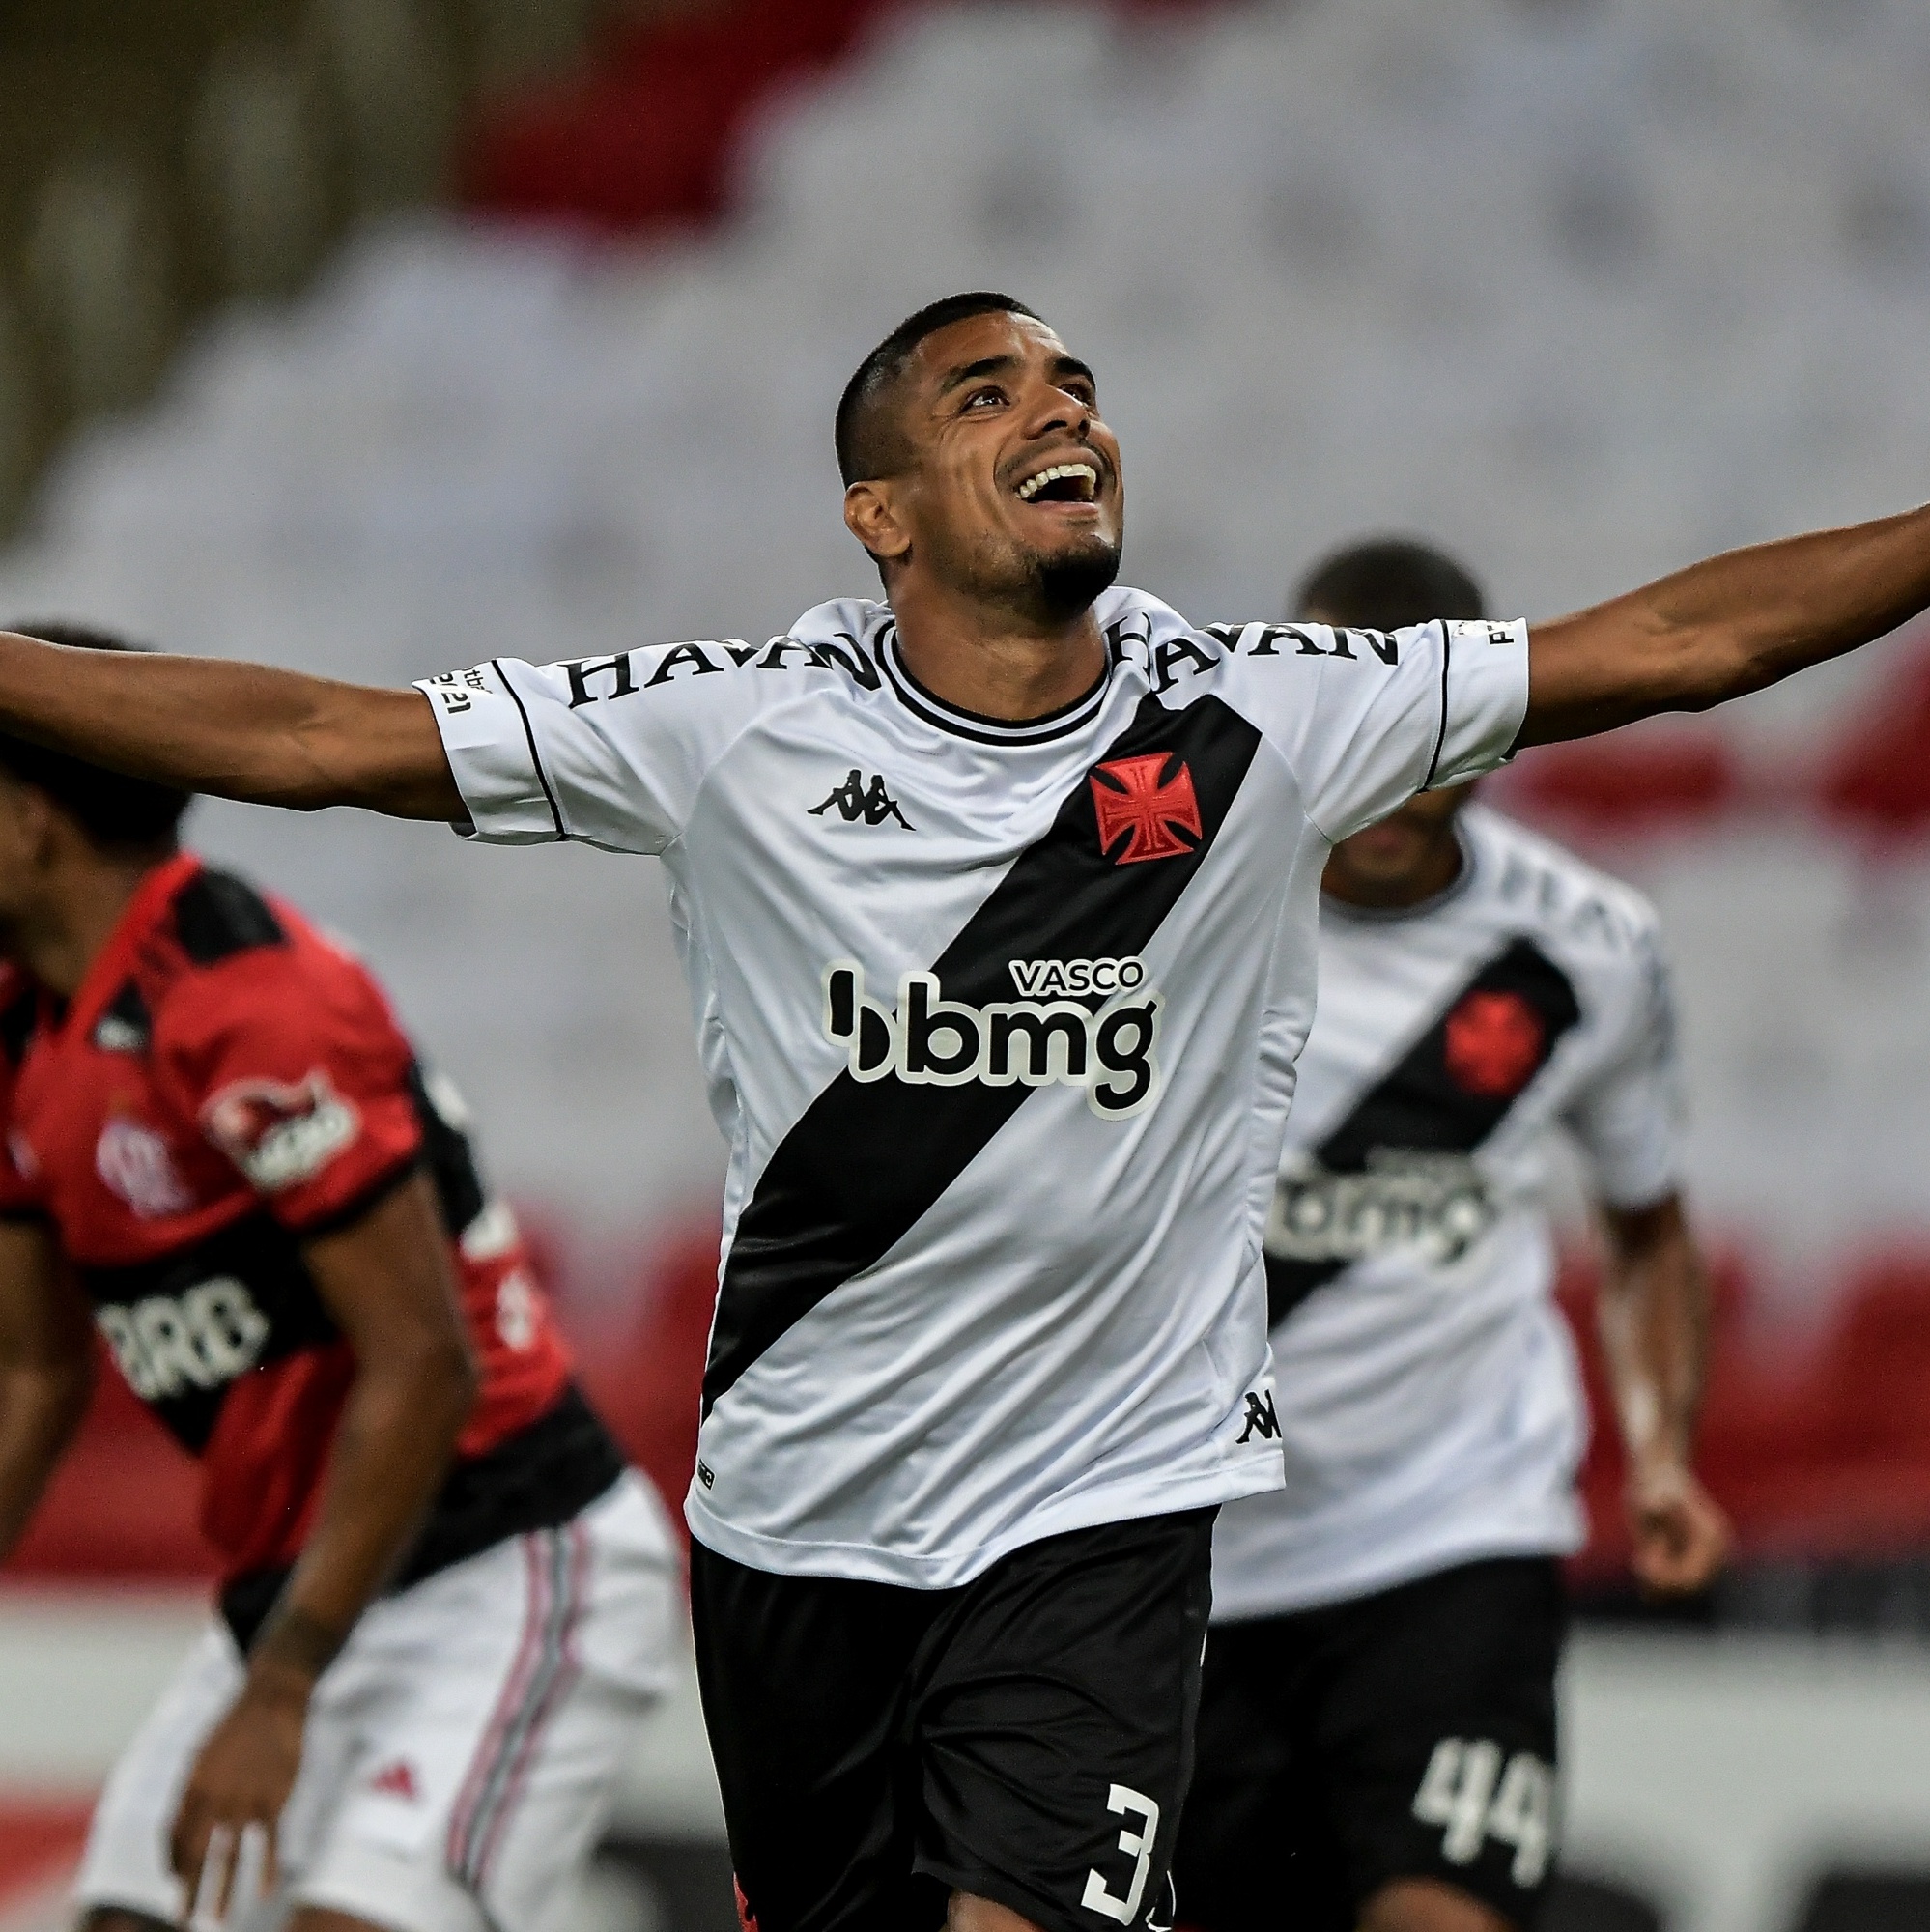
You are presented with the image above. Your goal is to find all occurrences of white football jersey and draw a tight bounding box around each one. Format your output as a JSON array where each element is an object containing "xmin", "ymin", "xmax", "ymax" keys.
[
  {"xmin": 419, "ymin": 588, "xmax": 1528, "ymax": 1588},
  {"xmin": 1210, "ymin": 804, "xmax": 1684, "ymax": 1620}
]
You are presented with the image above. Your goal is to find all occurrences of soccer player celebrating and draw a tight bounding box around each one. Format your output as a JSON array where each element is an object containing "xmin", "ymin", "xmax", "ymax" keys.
[
  {"xmin": 1169, "ymin": 540, "xmax": 1730, "ymax": 1932},
  {"xmin": 0, "ymin": 629, "xmax": 677, "ymax": 1932},
  {"xmin": 0, "ymin": 294, "xmax": 1916, "ymax": 1932}
]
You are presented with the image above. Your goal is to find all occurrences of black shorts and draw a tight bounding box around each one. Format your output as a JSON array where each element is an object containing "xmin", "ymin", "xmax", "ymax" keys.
[
  {"xmin": 1172, "ymin": 1555, "xmax": 1566, "ymax": 1932},
  {"xmin": 690, "ymin": 1508, "xmax": 1216, "ymax": 1932}
]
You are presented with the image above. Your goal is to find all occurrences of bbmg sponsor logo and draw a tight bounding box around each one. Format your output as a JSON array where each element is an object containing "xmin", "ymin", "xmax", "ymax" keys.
[
  {"xmin": 1266, "ymin": 1151, "xmax": 1498, "ymax": 1267},
  {"xmin": 822, "ymin": 958, "xmax": 1163, "ymax": 1118}
]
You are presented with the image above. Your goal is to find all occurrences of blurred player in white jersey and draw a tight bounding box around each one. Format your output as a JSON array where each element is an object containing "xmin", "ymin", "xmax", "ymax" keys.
[{"xmin": 1173, "ymin": 541, "xmax": 1731, "ymax": 1932}]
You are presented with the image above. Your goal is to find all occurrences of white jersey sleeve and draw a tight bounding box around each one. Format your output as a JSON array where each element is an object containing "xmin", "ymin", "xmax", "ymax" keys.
[
  {"xmin": 1562, "ymin": 923, "xmax": 1686, "ymax": 1209},
  {"xmin": 1209, "ymin": 617, "xmax": 1529, "ymax": 842},
  {"xmin": 416, "ymin": 641, "xmax": 794, "ymax": 853}
]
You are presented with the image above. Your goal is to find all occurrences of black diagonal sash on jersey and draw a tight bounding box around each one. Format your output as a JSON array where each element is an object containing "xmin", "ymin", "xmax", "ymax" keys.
[
  {"xmin": 1265, "ymin": 936, "xmax": 1582, "ymax": 1328},
  {"xmin": 701, "ymin": 694, "xmax": 1263, "ymax": 1416}
]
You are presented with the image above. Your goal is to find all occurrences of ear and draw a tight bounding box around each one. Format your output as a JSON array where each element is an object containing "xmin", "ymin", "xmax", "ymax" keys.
[{"xmin": 843, "ymin": 480, "xmax": 912, "ymax": 567}]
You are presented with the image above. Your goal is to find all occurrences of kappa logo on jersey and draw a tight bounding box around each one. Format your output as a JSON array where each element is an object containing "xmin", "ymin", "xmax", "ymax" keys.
[
  {"xmin": 1412, "ymin": 1738, "xmax": 1554, "ymax": 1888},
  {"xmin": 1268, "ymin": 1151, "xmax": 1497, "ymax": 1270},
  {"xmin": 1443, "ymin": 990, "xmax": 1547, "ymax": 1098},
  {"xmin": 202, "ymin": 1070, "xmax": 360, "ymax": 1191},
  {"xmin": 1235, "ymin": 1388, "xmax": 1281, "ymax": 1444},
  {"xmin": 809, "ymin": 768, "xmax": 913, "ymax": 830},
  {"xmin": 1090, "ymin": 755, "xmax": 1203, "ymax": 865},
  {"xmin": 823, "ymin": 962, "xmax": 1164, "ymax": 1117},
  {"xmin": 95, "ymin": 1117, "xmax": 195, "ymax": 1219},
  {"xmin": 96, "ymin": 1275, "xmax": 271, "ymax": 1403}
]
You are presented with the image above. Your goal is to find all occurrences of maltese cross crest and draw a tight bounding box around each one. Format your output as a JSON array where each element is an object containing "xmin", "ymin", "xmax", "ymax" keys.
[{"xmin": 1090, "ymin": 753, "xmax": 1204, "ymax": 865}]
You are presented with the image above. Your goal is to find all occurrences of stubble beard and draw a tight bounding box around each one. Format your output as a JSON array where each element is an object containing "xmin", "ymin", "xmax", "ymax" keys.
[{"xmin": 961, "ymin": 528, "xmax": 1123, "ymax": 629}]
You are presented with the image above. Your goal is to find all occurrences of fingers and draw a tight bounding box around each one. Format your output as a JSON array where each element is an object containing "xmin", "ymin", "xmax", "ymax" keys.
[
  {"xmin": 209, "ymin": 1824, "xmax": 239, "ymax": 1925},
  {"xmin": 1629, "ymin": 1485, "xmax": 1734, "ymax": 1596},
  {"xmin": 167, "ymin": 1688, "xmax": 305, "ymax": 1924},
  {"xmin": 171, "ymin": 1800, "xmax": 277, "ymax": 1924},
  {"xmin": 169, "ymin": 1787, "xmax": 212, "ymax": 1901}
]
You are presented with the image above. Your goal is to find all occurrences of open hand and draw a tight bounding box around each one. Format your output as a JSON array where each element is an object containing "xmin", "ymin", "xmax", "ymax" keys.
[{"xmin": 170, "ymin": 1664, "xmax": 311, "ymax": 1919}]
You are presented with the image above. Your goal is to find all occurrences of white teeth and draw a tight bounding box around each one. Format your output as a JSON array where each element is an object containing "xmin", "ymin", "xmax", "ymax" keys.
[{"xmin": 1015, "ymin": 462, "xmax": 1098, "ymax": 502}]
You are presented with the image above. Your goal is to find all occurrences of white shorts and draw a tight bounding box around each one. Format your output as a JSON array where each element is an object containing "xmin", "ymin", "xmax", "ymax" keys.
[{"xmin": 76, "ymin": 1471, "xmax": 680, "ymax": 1932}]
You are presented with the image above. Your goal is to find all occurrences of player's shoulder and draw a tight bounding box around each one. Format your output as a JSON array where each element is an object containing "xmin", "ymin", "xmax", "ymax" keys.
[
  {"xmin": 1102, "ymin": 586, "xmax": 1449, "ymax": 713},
  {"xmin": 140, "ymin": 864, "xmax": 393, "ymax": 1049},
  {"xmin": 428, "ymin": 604, "xmax": 897, "ymax": 751},
  {"xmin": 553, "ymin": 600, "xmax": 894, "ymax": 715},
  {"xmin": 1465, "ymin": 806, "xmax": 1661, "ymax": 962}
]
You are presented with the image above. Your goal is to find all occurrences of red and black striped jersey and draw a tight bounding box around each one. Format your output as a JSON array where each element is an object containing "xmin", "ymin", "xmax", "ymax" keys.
[{"xmin": 0, "ymin": 851, "xmax": 620, "ymax": 1612}]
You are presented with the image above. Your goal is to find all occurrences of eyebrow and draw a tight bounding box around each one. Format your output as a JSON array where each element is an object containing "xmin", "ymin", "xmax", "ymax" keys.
[
  {"xmin": 934, "ymin": 352, "xmax": 1098, "ymax": 400},
  {"xmin": 936, "ymin": 354, "xmax": 1018, "ymax": 398}
]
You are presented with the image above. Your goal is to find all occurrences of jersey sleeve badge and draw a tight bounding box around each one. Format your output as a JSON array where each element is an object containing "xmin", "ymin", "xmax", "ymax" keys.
[{"xmin": 202, "ymin": 1070, "xmax": 361, "ymax": 1191}]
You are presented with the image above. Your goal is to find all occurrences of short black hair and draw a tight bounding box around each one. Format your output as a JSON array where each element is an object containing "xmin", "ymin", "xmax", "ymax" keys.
[
  {"xmin": 1294, "ymin": 537, "xmax": 1487, "ymax": 630},
  {"xmin": 0, "ymin": 622, "xmax": 190, "ymax": 850},
  {"xmin": 836, "ymin": 292, "xmax": 1041, "ymax": 488}
]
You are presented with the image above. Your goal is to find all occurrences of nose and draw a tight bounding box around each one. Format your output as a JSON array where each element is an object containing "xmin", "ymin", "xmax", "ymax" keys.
[{"xmin": 1019, "ymin": 373, "xmax": 1091, "ymax": 442}]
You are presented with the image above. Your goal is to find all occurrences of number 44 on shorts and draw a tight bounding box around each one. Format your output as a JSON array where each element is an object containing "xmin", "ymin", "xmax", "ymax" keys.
[{"xmin": 1410, "ymin": 1738, "xmax": 1556, "ymax": 1888}]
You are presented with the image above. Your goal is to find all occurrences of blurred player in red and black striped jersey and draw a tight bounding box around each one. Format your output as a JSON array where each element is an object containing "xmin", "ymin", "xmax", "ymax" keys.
[{"xmin": 0, "ymin": 625, "xmax": 678, "ymax": 1932}]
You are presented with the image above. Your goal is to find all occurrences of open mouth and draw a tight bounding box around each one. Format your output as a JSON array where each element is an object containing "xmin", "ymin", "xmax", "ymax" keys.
[{"xmin": 1014, "ymin": 461, "xmax": 1100, "ymax": 505}]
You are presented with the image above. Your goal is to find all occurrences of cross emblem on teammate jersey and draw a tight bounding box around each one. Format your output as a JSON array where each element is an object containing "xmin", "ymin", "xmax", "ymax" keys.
[{"xmin": 1090, "ymin": 755, "xmax": 1204, "ymax": 865}]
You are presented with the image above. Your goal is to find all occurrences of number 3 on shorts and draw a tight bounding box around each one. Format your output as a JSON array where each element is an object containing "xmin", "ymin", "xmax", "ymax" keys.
[{"xmin": 1082, "ymin": 1783, "xmax": 1162, "ymax": 1923}]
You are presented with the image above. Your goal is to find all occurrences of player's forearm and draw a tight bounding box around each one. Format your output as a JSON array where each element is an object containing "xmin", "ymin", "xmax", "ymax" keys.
[
  {"xmin": 1522, "ymin": 500, "xmax": 1930, "ymax": 744},
  {"xmin": 0, "ymin": 631, "xmax": 462, "ymax": 818},
  {"xmin": 0, "ymin": 1356, "xmax": 92, "ymax": 1560},
  {"xmin": 248, "ymin": 1335, "xmax": 475, "ymax": 1687},
  {"xmin": 1596, "ymin": 1197, "xmax": 1707, "ymax": 1473}
]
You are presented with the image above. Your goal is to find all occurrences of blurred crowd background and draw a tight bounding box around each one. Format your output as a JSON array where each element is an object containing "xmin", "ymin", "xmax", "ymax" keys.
[{"xmin": 4, "ymin": 1, "xmax": 1930, "ymax": 1928}]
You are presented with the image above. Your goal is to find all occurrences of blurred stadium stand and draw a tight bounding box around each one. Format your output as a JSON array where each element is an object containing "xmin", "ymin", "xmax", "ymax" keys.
[
  {"xmin": 3, "ymin": 0, "xmax": 1929, "ymax": 1588},
  {"xmin": 0, "ymin": 0, "xmax": 590, "ymax": 527},
  {"xmin": 7, "ymin": 2, "xmax": 1930, "ymax": 1925}
]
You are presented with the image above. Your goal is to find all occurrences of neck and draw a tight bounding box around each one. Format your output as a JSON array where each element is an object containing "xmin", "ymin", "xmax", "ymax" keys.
[
  {"xmin": 11, "ymin": 851, "xmax": 167, "ymax": 997},
  {"xmin": 1321, "ymin": 829, "xmax": 1465, "ymax": 912},
  {"xmin": 888, "ymin": 573, "xmax": 1107, "ymax": 722}
]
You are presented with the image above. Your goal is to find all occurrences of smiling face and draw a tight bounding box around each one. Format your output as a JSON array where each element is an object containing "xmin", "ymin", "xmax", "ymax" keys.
[{"xmin": 842, "ymin": 310, "xmax": 1125, "ymax": 627}]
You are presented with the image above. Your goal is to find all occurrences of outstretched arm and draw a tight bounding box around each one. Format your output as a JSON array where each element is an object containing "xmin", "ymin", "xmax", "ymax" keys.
[
  {"xmin": 1523, "ymin": 501, "xmax": 1930, "ymax": 744},
  {"xmin": 0, "ymin": 631, "xmax": 461, "ymax": 818}
]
